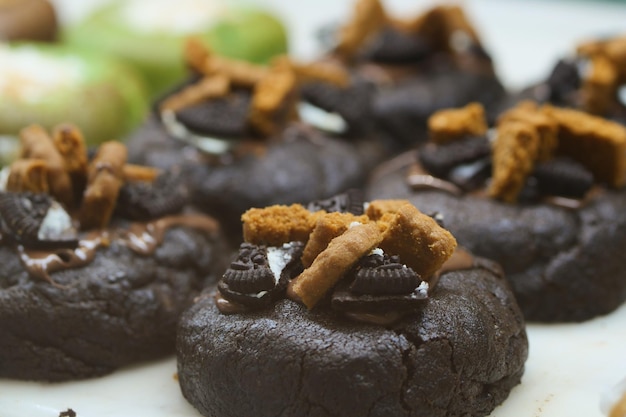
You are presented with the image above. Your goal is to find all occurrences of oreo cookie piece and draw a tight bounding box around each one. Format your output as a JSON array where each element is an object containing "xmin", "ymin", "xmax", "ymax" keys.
[
  {"xmin": 218, "ymin": 241, "xmax": 304, "ymax": 309},
  {"xmin": 306, "ymin": 189, "xmax": 365, "ymax": 215},
  {"xmin": 332, "ymin": 250, "xmax": 427, "ymax": 314},
  {"xmin": 532, "ymin": 157, "xmax": 594, "ymax": 198},
  {"xmin": 418, "ymin": 135, "xmax": 491, "ymax": 178},
  {"xmin": 0, "ymin": 192, "xmax": 77, "ymax": 249},
  {"xmin": 362, "ymin": 26, "xmax": 432, "ymax": 64},
  {"xmin": 546, "ymin": 59, "xmax": 582, "ymax": 105},
  {"xmin": 115, "ymin": 170, "xmax": 190, "ymax": 220},
  {"xmin": 301, "ymin": 79, "xmax": 375, "ymax": 130}
]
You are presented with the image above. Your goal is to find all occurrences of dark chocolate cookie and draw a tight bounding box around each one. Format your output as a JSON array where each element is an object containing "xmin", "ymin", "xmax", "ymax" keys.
[
  {"xmin": 0, "ymin": 214, "xmax": 226, "ymax": 382},
  {"xmin": 367, "ymin": 151, "xmax": 626, "ymax": 322},
  {"xmin": 177, "ymin": 262, "xmax": 527, "ymax": 417}
]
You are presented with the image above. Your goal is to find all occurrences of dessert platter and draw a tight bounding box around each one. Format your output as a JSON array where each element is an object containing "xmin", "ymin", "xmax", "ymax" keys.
[{"xmin": 1, "ymin": 0, "xmax": 626, "ymax": 416}]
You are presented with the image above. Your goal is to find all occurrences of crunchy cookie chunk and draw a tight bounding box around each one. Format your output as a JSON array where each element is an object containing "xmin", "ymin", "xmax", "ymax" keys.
[
  {"xmin": 160, "ymin": 74, "xmax": 230, "ymax": 113},
  {"xmin": 365, "ymin": 199, "xmax": 412, "ymax": 221},
  {"xmin": 289, "ymin": 222, "xmax": 383, "ymax": 309},
  {"xmin": 6, "ymin": 159, "xmax": 49, "ymax": 193},
  {"xmin": 544, "ymin": 106, "xmax": 626, "ymax": 187},
  {"xmin": 19, "ymin": 125, "xmax": 74, "ymax": 208},
  {"xmin": 580, "ymin": 55, "xmax": 618, "ymax": 115},
  {"xmin": 428, "ymin": 102, "xmax": 488, "ymax": 143},
  {"xmin": 301, "ymin": 212, "xmax": 369, "ymax": 267},
  {"xmin": 279, "ymin": 56, "xmax": 350, "ymax": 88},
  {"xmin": 499, "ymin": 101, "xmax": 558, "ymax": 161},
  {"xmin": 249, "ymin": 61, "xmax": 298, "ymax": 137},
  {"xmin": 242, "ymin": 204, "xmax": 317, "ymax": 246},
  {"xmin": 79, "ymin": 141, "xmax": 127, "ymax": 230},
  {"xmin": 489, "ymin": 120, "xmax": 540, "ymax": 202},
  {"xmin": 336, "ymin": 0, "xmax": 387, "ymax": 59},
  {"xmin": 52, "ymin": 124, "xmax": 88, "ymax": 202},
  {"xmin": 577, "ymin": 35, "xmax": 626, "ymax": 83},
  {"xmin": 378, "ymin": 203, "xmax": 456, "ymax": 279}
]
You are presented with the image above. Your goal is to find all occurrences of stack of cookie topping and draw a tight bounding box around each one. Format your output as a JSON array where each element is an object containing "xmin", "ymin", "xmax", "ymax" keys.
[
  {"xmin": 158, "ymin": 38, "xmax": 369, "ymax": 155},
  {"xmin": 411, "ymin": 100, "xmax": 626, "ymax": 205},
  {"xmin": 0, "ymin": 124, "xmax": 219, "ymax": 285},
  {"xmin": 216, "ymin": 194, "xmax": 458, "ymax": 322}
]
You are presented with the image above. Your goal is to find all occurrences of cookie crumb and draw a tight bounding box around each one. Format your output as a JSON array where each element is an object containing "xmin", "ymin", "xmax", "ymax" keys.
[
  {"xmin": 499, "ymin": 101, "xmax": 558, "ymax": 161},
  {"xmin": 59, "ymin": 409, "xmax": 76, "ymax": 417},
  {"xmin": 301, "ymin": 212, "xmax": 369, "ymax": 267},
  {"xmin": 428, "ymin": 102, "xmax": 487, "ymax": 143},
  {"xmin": 488, "ymin": 120, "xmax": 540, "ymax": 202},
  {"xmin": 543, "ymin": 105, "xmax": 626, "ymax": 187},
  {"xmin": 242, "ymin": 204, "xmax": 316, "ymax": 246},
  {"xmin": 290, "ymin": 222, "xmax": 383, "ymax": 309},
  {"xmin": 6, "ymin": 159, "xmax": 49, "ymax": 193},
  {"xmin": 378, "ymin": 203, "xmax": 456, "ymax": 279},
  {"xmin": 580, "ymin": 55, "xmax": 618, "ymax": 115},
  {"xmin": 160, "ymin": 74, "xmax": 230, "ymax": 113}
]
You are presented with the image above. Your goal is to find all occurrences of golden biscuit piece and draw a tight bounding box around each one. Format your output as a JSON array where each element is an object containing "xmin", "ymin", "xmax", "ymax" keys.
[
  {"xmin": 301, "ymin": 212, "xmax": 369, "ymax": 267},
  {"xmin": 544, "ymin": 106, "xmax": 626, "ymax": 188},
  {"xmin": 488, "ymin": 120, "xmax": 540, "ymax": 202},
  {"xmin": 6, "ymin": 159, "xmax": 49, "ymax": 194},
  {"xmin": 79, "ymin": 141, "xmax": 127, "ymax": 230},
  {"xmin": 365, "ymin": 199, "xmax": 412, "ymax": 221},
  {"xmin": 580, "ymin": 55, "xmax": 618, "ymax": 115},
  {"xmin": 428, "ymin": 102, "xmax": 488, "ymax": 143},
  {"xmin": 242, "ymin": 204, "xmax": 317, "ymax": 246},
  {"xmin": 159, "ymin": 74, "xmax": 230, "ymax": 113},
  {"xmin": 336, "ymin": 0, "xmax": 387, "ymax": 60},
  {"xmin": 290, "ymin": 222, "xmax": 383, "ymax": 309},
  {"xmin": 52, "ymin": 123, "xmax": 88, "ymax": 204},
  {"xmin": 249, "ymin": 61, "xmax": 298, "ymax": 137},
  {"xmin": 499, "ymin": 101, "xmax": 558, "ymax": 162},
  {"xmin": 20, "ymin": 125, "xmax": 74, "ymax": 208},
  {"xmin": 378, "ymin": 203, "xmax": 456, "ymax": 280}
]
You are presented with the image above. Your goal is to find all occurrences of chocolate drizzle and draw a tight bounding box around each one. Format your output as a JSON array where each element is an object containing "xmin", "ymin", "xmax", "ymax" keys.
[{"xmin": 17, "ymin": 214, "xmax": 218, "ymax": 285}]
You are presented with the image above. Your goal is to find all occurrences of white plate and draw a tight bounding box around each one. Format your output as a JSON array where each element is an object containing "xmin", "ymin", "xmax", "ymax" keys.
[{"xmin": 4, "ymin": 1, "xmax": 626, "ymax": 416}]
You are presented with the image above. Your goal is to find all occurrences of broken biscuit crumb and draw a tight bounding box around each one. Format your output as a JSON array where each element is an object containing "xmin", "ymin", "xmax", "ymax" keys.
[{"xmin": 428, "ymin": 102, "xmax": 488, "ymax": 143}]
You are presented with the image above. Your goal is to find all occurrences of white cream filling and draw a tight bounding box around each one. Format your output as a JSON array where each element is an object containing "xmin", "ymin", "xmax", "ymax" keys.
[
  {"xmin": 298, "ymin": 102, "xmax": 348, "ymax": 134},
  {"xmin": 120, "ymin": 0, "xmax": 227, "ymax": 35},
  {"xmin": 267, "ymin": 243, "xmax": 295, "ymax": 285},
  {"xmin": 38, "ymin": 201, "xmax": 77, "ymax": 242},
  {"xmin": 161, "ymin": 110, "xmax": 238, "ymax": 155},
  {"xmin": 0, "ymin": 45, "xmax": 85, "ymax": 103}
]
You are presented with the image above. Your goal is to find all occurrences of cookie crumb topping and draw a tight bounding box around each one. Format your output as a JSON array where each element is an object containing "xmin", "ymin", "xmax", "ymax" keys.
[
  {"xmin": 417, "ymin": 101, "xmax": 626, "ymax": 203},
  {"xmin": 218, "ymin": 195, "xmax": 457, "ymax": 317},
  {"xmin": 428, "ymin": 102, "xmax": 488, "ymax": 143}
]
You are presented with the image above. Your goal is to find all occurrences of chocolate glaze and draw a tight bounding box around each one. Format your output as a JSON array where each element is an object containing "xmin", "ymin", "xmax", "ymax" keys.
[{"xmin": 17, "ymin": 214, "xmax": 218, "ymax": 285}]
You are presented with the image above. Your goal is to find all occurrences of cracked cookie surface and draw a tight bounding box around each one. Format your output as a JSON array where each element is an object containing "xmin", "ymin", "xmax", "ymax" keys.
[{"xmin": 176, "ymin": 263, "xmax": 527, "ymax": 417}]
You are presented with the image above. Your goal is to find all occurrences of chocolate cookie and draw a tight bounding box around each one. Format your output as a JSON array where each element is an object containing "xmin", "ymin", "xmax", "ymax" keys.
[
  {"xmin": 176, "ymin": 199, "xmax": 528, "ymax": 417},
  {"xmin": 367, "ymin": 103, "xmax": 626, "ymax": 322},
  {"xmin": 322, "ymin": 0, "xmax": 506, "ymax": 147},
  {"xmin": 127, "ymin": 42, "xmax": 396, "ymax": 236},
  {"xmin": 0, "ymin": 125, "xmax": 226, "ymax": 381}
]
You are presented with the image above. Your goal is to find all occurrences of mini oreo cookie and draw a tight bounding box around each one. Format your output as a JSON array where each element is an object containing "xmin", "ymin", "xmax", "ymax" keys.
[
  {"xmin": 218, "ymin": 241, "xmax": 304, "ymax": 309},
  {"xmin": 418, "ymin": 135, "xmax": 491, "ymax": 178},
  {"xmin": 300, "ymin": 78, "xmax": 375, "ymax": 130},
  {"xmin": 115, "ymin": 169, "xmax": 190, "ymax": 221},
  {"xmin": 0, "ymin": 192, "xmax": 77, "ymax": 249},
  {"xmin": 306, "ymin": 189, "xmax": 365, "ymax": 214},
  {"xmin": 532, "ymin": 157, "xmax": 594, "ymax": 198}
]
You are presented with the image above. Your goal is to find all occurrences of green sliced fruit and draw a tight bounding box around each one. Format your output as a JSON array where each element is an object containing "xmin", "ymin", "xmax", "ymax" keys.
[
  {"xmin": 0, "ymin": 43, "xmax": 148, "ymax": 146},
  {"xmin": 63, "ymin": 1, "xmax": 288, "ymax": 97}
]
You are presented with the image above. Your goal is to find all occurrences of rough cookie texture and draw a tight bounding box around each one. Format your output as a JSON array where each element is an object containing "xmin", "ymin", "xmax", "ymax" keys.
[
  {"xmin": 367, "ymin": 154, "xmax": 626, "ymax": 321},
  {"xmin": 0, "ymin": 220, "xmax": 225, "ymax": 381},
  {"xmin": 128, "ymin": 117, "xmax": 391, "ymax": 236},
  {"xmin": 177, "ymin": 264, "xmax": 527, "ymax": 417}
]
